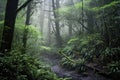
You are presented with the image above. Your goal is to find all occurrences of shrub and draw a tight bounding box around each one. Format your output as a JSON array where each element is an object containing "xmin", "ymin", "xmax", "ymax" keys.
[{"xmin": 0, "ymin": 50, "xmax": 68, "ymax": 80}]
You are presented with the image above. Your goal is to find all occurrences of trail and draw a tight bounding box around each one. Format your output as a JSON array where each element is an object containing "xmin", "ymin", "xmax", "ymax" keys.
[{"xmin": 40, "ymin": 53, "xmax": 111, "ymax": 80}]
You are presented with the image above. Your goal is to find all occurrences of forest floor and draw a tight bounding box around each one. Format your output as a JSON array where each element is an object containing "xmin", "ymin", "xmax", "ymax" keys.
[{"xmin": 40, "ymin": 52, "xmax": 111, "ymax": 80}]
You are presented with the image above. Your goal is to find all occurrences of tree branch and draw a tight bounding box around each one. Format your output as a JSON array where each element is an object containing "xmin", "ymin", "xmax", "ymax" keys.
[{"xmin": 16, "ymin": 0, "xmax": 33, "ymax": 13}]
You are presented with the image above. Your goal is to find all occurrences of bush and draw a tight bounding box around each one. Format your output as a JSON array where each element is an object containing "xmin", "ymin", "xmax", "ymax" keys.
[
  {"xmin": 61, "ymin": 33, "xmax": 120, "ymax": 74},
  {"xmin": 0, "ymin": 50, "xmax": 67, "ymax": 80},
  {"xmin": 61, "ymin": 56, "xmax": 86, "ymax": 72}
]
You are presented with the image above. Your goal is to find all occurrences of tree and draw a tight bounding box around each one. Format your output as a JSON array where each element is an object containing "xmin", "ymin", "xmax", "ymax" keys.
[
  {"xmin": 85, "ymin": 1, "xmax": 95, "ymax": 33},
  {"xmin": 52, "ymin": 0, "xmax": 62, "ymax": 47},
  {"xmin": 39, "ymin": 0, "xmax": 45, "ymax": 34},
  {"xmin": 65, "ymin": 0, "xmax": 74, "ymax": 37},
  {"xmin": 0, "ymin": 0, "xmax": 19, "ymax": 53},
  {"xmin": 22, "ymin": 1, "xmax": 32, "ymax": 54},
  {"xmin": 0, "ymin": 0, "xmax": 32, "ymax": 53},
  {"xmin": 97, "ymin": 0, "xmax": 120, "ymax": 47},
  {"xmin": 47, "ymin": 0, "xmax": 52, "ymax": 46}
]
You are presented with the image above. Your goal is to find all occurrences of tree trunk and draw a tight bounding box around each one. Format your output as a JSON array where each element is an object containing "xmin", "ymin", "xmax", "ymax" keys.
[
  {"xmin": 40, "ymin": 1, "xmax": 45, "ymax": 34},
  {"xmin": 52, "ymin": 0, "xmax": 62, "ymax": 47},
  {"xmin": 68, "ymin": 0, "xmax": 74, "ymax": 37},
  {"xmin": 0, "ymin": 0, "xmax": 19, "ymax": 53},
  {"xmin": 86, "ymin": 1, "xmax": 95, "ymax": 34},
  {"xmin": 47, "ymin": 0, "xmax": 52, "ymax": 46},
  {"xmin": 22, "ymin": 1, "xmax": 31, "ymax": 54},
  {"xmin": 68, "ymin": 21, "xmax": 72, "ymax": 37},
  {"xmin": 65, "ymin": 0, "xmax": 74, "ymax": 38}
]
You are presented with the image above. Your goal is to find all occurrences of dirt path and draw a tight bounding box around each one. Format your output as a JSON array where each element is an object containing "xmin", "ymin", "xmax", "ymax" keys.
[{"xmin": 40, "ymin": 53, "xmax": 111, "ymax": 80}]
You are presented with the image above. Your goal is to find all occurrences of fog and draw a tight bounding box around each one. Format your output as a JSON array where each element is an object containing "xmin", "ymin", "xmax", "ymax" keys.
[{"xmin": 31, "ymin": 0, "xmax": 73, "ymax": 44}]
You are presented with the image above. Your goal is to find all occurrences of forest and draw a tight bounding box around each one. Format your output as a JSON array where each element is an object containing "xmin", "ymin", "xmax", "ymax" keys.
[{"xmin": 0, "ymin": 0, "xmax": 120, "ymax": 80}]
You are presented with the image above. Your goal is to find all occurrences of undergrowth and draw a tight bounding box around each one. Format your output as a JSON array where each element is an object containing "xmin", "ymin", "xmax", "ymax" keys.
[
  {"xmin": 60, "ymin": 33, "xmax": 120, "ymax": 75},
  {"xmin": 0, "ymin": 50, "xmax": 68, "ymax": 80}
]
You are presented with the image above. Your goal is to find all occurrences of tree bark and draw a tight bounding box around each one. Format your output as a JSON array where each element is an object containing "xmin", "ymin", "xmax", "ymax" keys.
[
  {"xmin": 0, "ymin": 0, "xmax": 19, "ymax": 53},
  {"xmin": 0, "ymin": 0, "xmax": 32, "ymax": 53},
  {"xmin": 22, "ymin": 1, "xmax": 31, "ymax": 54},
  {"xmin": 16, "ymin": 0, "xmax": 32, "ymax": 13},
  {"xmin": 52, "ymin": 0, "xmax": 62, "ymax": 47},
  {"xmin": 68, "ymin": 21, "xmax": 72, "ymax": 37},
  {"xmin": 40, "ymin": 1, "xmax": 45, "ymax": 34},
  {"xmin": 65, "ymin": 0, "xmax": 74, "ymax": 38},
  {"xmin": 47, "ymin": 0, "xmax": 52, "ymax": 46},
  {"xmin": 86, "ymin": 1, "xmax": 95, "ymax": 34}
]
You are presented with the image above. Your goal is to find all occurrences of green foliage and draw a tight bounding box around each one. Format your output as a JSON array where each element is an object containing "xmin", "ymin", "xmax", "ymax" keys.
[
  {"xmin": 61, "ymin": 33, "xmax": 117, "ymax": 73},
  {"xmin": 61, "ymin": 57, "xmax": 76, "ymax": 70},
  {"xmin": 12, "ymin": 18, "xmax": 44, "ymax": 56},
  {"xmin": 61, "ymin": 57, "xmax": 86, "ymax": 72},
  {"xmin": 74, "ymin": 0, "xmax": 91, "ymax": 9},
  {"xmin": 107, "ymin": 61, "xmax": 120, "ymax": 73},
  {"xmin": 58, "ymin": 6, "xmax": 72, "ymax": 14},
  {"xmin": 62, "ymin": 46, "xmax": 74, "ymax": 55},
  {"xmin": 65, "ymin": 34, "xmax": 103, "ymax": 60},
  {"xmin": 75, "ymin": 58, "xmax": 86, "ymax": 72},
  {"xmin": 25, "ymin": 25, "xmax": 43, "ymax": 55},
  {"xmin": 61, "ymin": 32, "xmax": 120, "ymax": 75},
  {"xmin": 101, "ymin": 47, "xmax": 120, "ymax": 64},
  {"xmin": 67, "ymin": 37, "xmax": 79, "ymax": 45},
  {"xmin": 0, "ymin": 50, "xmax": 67, "ymax": 80},
  {"xmin": 1, "ymin": 0, "xmax": 119, "ymax": 79},
  {"xmin": 39, "ymin": 46, "xmax": 52, "ymax": 53},
  {"xmin": 92, "ymin": 1, "xmax": 120, "ymax": 12},
  {"xmin": 103, "ymin": 47, "xmax": 120, "ymax": 57}
]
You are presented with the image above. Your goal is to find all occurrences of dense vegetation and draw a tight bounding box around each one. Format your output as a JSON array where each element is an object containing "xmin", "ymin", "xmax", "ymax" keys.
[
  {"xmin": 0, "ymin": 0, "xmax": 120, "ymax": 80},
  {"xmin": 59, "ymin": 0, "xmax": 120, "ymax": 79}
]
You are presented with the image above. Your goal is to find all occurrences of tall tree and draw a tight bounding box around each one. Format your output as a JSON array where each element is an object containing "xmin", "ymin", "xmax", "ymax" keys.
[
  {"xmin": 0, "ymin": 0, "xmax": 19, "ymax": 53},
  {"xmin": 0, "ymin": 0, "xmax": 32, "ymax": 53},
  {"xmin": 22, "ymin": 1, "xmax": 32, "ymax": 54},
  {"xmin": 64, "ymin": 0, "xmax": 74, "ymax": 37},
  {"xmin": 86, "ymin": 1, "xmax": 95, "ymax": 33},
  {"xmin": 39, "ymin": 0, "xmax": 45, "ymax": 34},
  {"xmin": 52, "ymin": 0, "xmax": 62, "ymax": 47},
  {"xmin": 47, "ymin": 0, "xmax": 52, "ymax": 46}
]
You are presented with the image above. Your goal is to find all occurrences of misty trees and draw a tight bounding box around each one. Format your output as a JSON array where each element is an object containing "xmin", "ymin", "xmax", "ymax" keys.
[
  {"xmin": 64, "ymin": 0, "xmax": 74, "ymax": 38},
  {"xmin": 39, "ymin": 0, "xmax": 45, "ymax": 34},
  {"xmin": 59, "ymin": 0, "xmax": 120, "ymax": 78},
  {"xmin": 47, "ymin": 0, "xmax": 52, "ymax": 46},
  {"xmin": 52, "ymin": 0, "xmax": 62, "ymax": 47}
]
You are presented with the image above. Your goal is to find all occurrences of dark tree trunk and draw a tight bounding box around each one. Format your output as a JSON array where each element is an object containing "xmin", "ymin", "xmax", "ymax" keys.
[
  {"xmin": 68, "ymin": 22, "xmax": 72, "ymax": 37},
  {"xmin": 25, "ymin": 2, "xmax": 31, "ymax": 25},
  {"xmin": 102, "ymin": 0, "xmax": 113, "ymax": 47},
  {"xmin": 0, "ymin": 0, "xmax": 19, "ymax": 53},
  {"xmin": 86, "ymin": 12, "xmax": 94, "ymax": 33},
  {"xmin": 86, "ymin": 1, "xmax": 95, "ymax": 34},
  {"xmin": 22, "ymin": 1, "xmax": 31, "ymax": 54}
]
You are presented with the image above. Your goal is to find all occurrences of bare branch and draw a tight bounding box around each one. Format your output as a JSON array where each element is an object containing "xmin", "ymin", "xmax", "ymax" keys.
[{"xmin": 16, "ymin": 0, "xmax": 32, "ymax": 13}]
